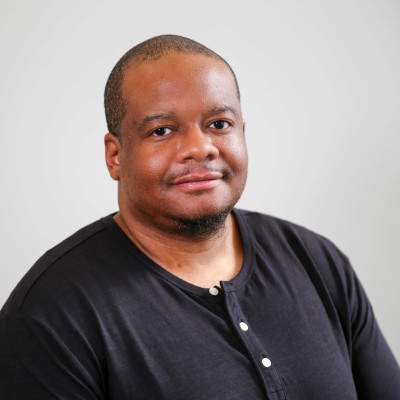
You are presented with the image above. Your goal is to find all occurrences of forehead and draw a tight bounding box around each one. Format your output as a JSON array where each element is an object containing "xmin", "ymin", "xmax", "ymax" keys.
[{"xmin": 121, "ymin": 53, "xmax": 240, "ymax": 121}]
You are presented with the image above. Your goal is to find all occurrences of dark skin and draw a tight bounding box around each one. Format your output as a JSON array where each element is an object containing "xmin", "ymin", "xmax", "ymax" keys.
[{"xmin": 105, "ymin": 53, "xmax": 248, "ymax": 288}]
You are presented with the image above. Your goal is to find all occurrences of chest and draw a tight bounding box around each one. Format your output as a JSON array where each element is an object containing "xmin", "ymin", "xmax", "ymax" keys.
[{"xmin": 97, "ymin": 266, "xmax": 358, "ymax": 400}]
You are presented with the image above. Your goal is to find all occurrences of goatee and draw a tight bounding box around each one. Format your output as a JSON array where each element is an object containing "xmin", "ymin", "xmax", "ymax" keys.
[{"xmin": 174, "ymin": 207, "xmax": 231, "ymax": 239}]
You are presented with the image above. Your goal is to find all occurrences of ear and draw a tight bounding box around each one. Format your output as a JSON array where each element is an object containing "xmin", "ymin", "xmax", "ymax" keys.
[
  {"xmin": 242, "ymin": 120, "xmax": 246, "ymax": 137},
  {"xmin": 105, "ymin": 133, "xmax": 121, "ymax": 181}
]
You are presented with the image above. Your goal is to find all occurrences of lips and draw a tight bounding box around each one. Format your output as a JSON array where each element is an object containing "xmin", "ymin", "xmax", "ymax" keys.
[
  {"xmin": 171, "ymin": 171, "xmax": 223, "ymax": 190},
  {"xmin": 171, "ymin": 171, "xmax": 223, "ymax": 185}
]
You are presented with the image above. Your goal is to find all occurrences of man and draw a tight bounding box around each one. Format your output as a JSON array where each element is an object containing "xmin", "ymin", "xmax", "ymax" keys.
[{"xmin": 0, "ymin": 35, "xmax": 399, "ymax": 399}]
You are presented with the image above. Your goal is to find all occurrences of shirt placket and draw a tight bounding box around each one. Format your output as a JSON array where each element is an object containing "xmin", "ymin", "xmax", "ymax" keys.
[{"xmin": 221, "ymin": 282, "xmax": 287, "ymax": 400}]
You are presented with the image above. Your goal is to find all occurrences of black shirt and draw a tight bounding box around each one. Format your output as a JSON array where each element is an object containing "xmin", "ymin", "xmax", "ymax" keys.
[{"xmin": 1, "ymin": 209, "xmax": 399, "ymax": 399}]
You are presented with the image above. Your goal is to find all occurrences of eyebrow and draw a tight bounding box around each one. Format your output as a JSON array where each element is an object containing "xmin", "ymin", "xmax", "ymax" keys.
[
  {"xmin": 206, "ymin": 106, "xmax": 238, "ymax": 117},
  {"xmin": 136, "ymin": 112, "xmax": 177, "ymax": 131}
]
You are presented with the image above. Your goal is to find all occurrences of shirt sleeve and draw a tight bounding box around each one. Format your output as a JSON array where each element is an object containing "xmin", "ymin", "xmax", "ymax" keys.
[
  {"xmin": 346, "ymin": 267, "xmax": 400, "ymax": 399},
  {"xmin": 0, "ymin": 313, "xmax": 105, "ymax": 400},
  {"xmin": 297, "ymin": 226, "xmax": 400, "ymax": 399}
]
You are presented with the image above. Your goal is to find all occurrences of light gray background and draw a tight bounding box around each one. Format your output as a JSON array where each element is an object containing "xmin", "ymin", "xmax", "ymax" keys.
[{"xmin": 1, "ymin": 0, "xmax": 399, "ymax": 362}]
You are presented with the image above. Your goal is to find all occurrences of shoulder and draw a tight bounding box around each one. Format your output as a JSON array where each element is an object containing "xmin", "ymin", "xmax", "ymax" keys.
[
  {"xmin": 235, "ymin": 208, "xmax": 359, "ymax": 341},
  {"xmin": 235, "ymin": 208, "xmax": 347, "ymax": 261},
  {"xmin": 234, "ymin": 208, "xmax": 354, "ymax": 296},
  {"xmin": 1, "ymin": 215, "xmax": 116, "ymax": 316}
]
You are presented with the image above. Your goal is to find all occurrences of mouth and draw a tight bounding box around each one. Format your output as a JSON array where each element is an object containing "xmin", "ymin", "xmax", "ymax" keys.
[{"xmin": 171, "ymin": 171, "xmax": 223, "ymax": 191}]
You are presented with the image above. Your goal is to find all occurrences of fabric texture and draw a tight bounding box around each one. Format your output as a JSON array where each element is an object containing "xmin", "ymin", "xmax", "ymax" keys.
[{"xmin": 1, "ymin": 209, "xmax": 399, "ymax": 399}]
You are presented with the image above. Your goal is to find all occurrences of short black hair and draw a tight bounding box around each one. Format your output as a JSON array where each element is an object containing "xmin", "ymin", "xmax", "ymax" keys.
[{"xmin": 104, "ymin": 34, "xmax": 240, "ymax": 138}]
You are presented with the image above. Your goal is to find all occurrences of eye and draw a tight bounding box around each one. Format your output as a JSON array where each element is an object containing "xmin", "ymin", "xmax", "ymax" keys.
[
  {"xmin": 152, "ymin": 127, "xmax": 172, "ymax": 137},
  {"xmin": 209, "ymin": 120, "xmax": 231, "ymax": 130}
]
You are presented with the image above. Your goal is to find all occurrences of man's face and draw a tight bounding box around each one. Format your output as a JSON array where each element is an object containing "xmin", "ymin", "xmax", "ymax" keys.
[{"xmin": 110, "ymin": 53, "xmax": 248, "ymax": 233}]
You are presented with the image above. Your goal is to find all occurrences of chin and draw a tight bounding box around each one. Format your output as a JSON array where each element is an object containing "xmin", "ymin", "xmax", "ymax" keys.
[
  {"xmin": 172, "ymin": 207, "xmax": 231, "ymax": 238},
  {"xmin": 164, "ymin": 196, "xmax": 239, "ymax": 238}
]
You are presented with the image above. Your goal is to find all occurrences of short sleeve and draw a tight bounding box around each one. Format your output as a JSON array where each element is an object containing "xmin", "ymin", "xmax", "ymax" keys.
[
  {"xmin": 295, "ymin": 225, "xmax": 400, "ymax": 399},
  {"xmin": 0, "ymin": 313, "xmax": 104, "ymax": 399},
  {"xmin": 347, "ymin": 268, "xmax": 400, "ymax": 399}
]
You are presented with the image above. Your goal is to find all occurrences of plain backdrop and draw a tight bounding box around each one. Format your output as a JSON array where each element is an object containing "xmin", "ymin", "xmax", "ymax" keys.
[{"xmin": 1, "ymin": 0, "xmax": 399, "ymax": 362}]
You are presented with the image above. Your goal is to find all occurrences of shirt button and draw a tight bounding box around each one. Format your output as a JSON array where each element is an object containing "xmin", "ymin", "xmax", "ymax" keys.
[
  {"xmin": 262, "ymin": 358, "xmax": 272, "ymax": 368},
  {"xmin": 209, "ymin": 287, "xmax": 219, "ymax": 296},
  {"xmin": 239, "ymin": 322, "xmax": 249, "ymax": 331}
]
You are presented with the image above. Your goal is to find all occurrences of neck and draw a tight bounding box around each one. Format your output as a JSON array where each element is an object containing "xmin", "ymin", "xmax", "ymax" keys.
[{"xmin": 113, "ymin": 210, "xmax": 243, "ymax": 288}]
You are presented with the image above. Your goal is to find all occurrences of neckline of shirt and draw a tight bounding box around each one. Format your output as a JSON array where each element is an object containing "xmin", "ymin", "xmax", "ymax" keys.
[{"xmin": 100, "ymin": 208, "xmax": 255, "ymax": 297}]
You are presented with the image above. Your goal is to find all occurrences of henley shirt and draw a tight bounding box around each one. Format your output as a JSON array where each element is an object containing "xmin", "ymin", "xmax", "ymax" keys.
[{"xmin": 1, "ymin": 209, "xmax": 399, "ymax": 399}]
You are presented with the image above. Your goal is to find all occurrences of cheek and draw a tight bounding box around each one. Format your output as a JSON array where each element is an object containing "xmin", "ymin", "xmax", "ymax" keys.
[
  {"xmin": 122, "ymin": 144, "xmax": 172, "ymax": 190},
  {"xmin": 222, "ymin": 135, "xmax": 248, "ymax": 173},
  {"xmin": 119, "ymin": 145, "xmax": 149, "ymax": 190},
  {"xmin": 143, "ymin": 147, "xmax": 172, "ymax": 182}
]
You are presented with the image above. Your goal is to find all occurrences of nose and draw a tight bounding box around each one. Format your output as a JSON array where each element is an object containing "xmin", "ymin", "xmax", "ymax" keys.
[{"xmin": 177, "ymin": 125, "xmax": 219, "ymax": 162}]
